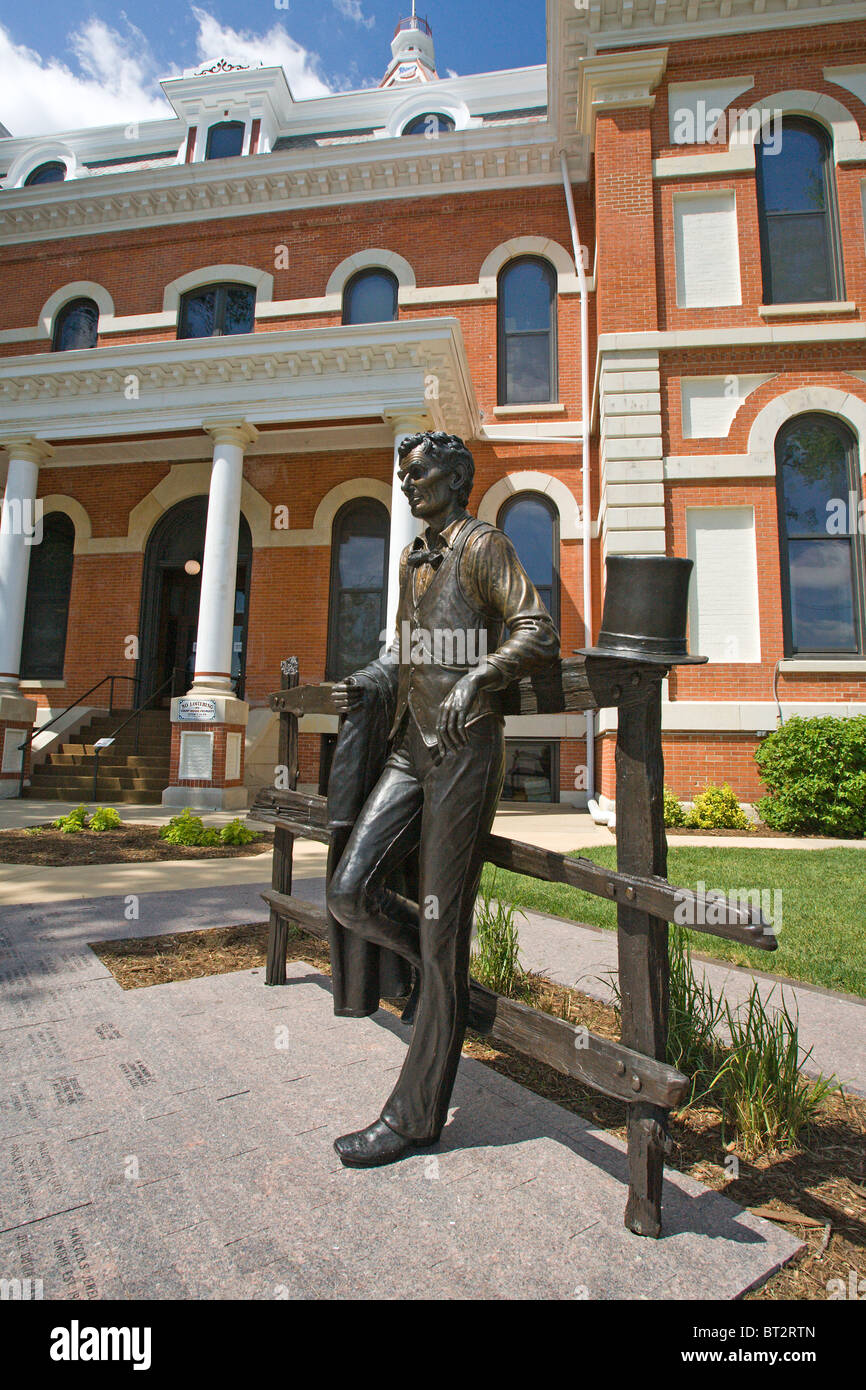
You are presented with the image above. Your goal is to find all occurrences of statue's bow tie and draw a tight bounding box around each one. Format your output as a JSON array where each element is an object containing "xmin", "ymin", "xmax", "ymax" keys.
[{"xmin": 407, "ymin": 547, "xmax": 445, "ymax": 570}]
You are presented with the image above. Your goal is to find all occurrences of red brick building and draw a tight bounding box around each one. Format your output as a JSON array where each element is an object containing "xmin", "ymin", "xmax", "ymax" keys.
[{"xmin": 1, "ymin": 1, "xmax": 864, "ymax": 810}]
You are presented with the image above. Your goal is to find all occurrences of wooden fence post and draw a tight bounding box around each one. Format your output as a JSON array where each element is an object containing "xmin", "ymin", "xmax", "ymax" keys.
[
  {"xmin": 265, "ymin": 657, "xmax": 299, "ymax": 986},
  {"xmin": 614, "ymin": 677, "xmax": 670, "ymax": 1237}
]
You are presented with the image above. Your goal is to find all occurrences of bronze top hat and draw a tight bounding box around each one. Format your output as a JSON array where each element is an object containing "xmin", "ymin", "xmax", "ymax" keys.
[{"xmin": 578, "ymin": 555, "xmax": 708, "ymax": 666}]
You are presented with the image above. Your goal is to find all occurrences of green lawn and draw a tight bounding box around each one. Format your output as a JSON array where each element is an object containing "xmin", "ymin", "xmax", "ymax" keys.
[{"xmin": 480, "ymin": 846, "xmax": 866, "ymax": 997}]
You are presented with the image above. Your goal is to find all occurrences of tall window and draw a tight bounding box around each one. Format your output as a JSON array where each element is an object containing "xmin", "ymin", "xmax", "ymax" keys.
[
  {"xmin": 52, "ymin": 298, "xmax": 98, "ymax": 351},
  {"xmin": 326, "ymin": 499, "xmax": 390, "ymax": 679},
  {"xmin": 24, "ymin": 161, "xmax": 66, "ymax": 185},
  {"xmin": 20, "ymin": 513, "xmax": 75, "ymax": 679},
  {"xmin": 205, "ymin": 122, "xmax": 245, "ymax": 160},
  {"xmin": 342, "ymin": 269, "xmax": 399, "ymax": 325},
  {"xmin": 775, "ymin": 413, "xmax": 864, "ymax": 654},
  {"xmin": 498, "ymin": 492, "xmax": 559, "ymax": 626},
  {"xmin": 402, "ymin": 113, "xmax": 455, "ymax": 136},
  {"xmin": 497, "ymin": 256, "xmax": 557, "ymax": 405},
  {"xmin": 756, "ymin": 117, "xmax": 844, "ymax": 304},
  {"xmin": 177, "ymin": 283, "xmax": 256, "ymax": 338}
]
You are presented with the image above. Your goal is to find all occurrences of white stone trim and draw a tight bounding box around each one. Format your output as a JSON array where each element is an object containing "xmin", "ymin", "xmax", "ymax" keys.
[
  {"xmin": 664, "ymin": 454, "xmax": 772, "ymax": 480},
  {"xmin": 307, "ymin": 478, "xmax": 392, "ymax": 545},
  {"xmin": 597, "ymin": 322, "xmax": 866, "ymax": 351},
  {"xmin": 781, "ymin": 659, "xmax": 866, "ymax": 673},
  {"xmin": 653, "ymin": 148, "xmax": 757, "ymax": 179},
  {"xmin": 759, "ymin": 301, "xmax": 856, "ymax": 318},
  {"xmin": 478, "ymin": 237, "xmax": 580, "ymax": 296},
  {"xmin": 38, "ymin": 494, "xmax": 93, "ymax": 553},
  {"xmin": 504, "ymin": 713, "xmax": 587, "ymax": 737},
  {"xmin": 596, "ymin": 700, "xmax": 866, "ymax": 736},
  {"xmin": 747, "ymin": 387, "xmax": 866, "ymax": 472},
  {"xmin": 162, "ymin": 265, "xmax": 275, "ymax": 315},
  {"xmin": 38, "ymin": 283, "xmax": 115, "ymax": 340},
  {"xmin": 4, "ymin": 144, "xmax": 78, "ymax": 189},
  {"xmin": 476, "ymin": 471, "xmax": 582, "ymax": 540},
  {"xmin": 326, "ymin": 250, "xmax": 417, "ymax": 299},
  {"xmin": 728, "ymin": 89, "xmax": 863, "ymax": 162},
  {"xmin": 493, "ymin": 403, "xmax": 566, "ymax": 417},
  {"xmin": 122, "ymin": 461, "xmax": 272, "ymax": 553},
  {"xmin": 384, "ymin": 94, "xmax": 472, "ymax": 140}
]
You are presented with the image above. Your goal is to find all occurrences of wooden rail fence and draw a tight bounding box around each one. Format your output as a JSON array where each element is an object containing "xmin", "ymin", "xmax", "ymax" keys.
[{"xmin": 249, "ymin": 655, "xmax": 775, "ymax": 1237}]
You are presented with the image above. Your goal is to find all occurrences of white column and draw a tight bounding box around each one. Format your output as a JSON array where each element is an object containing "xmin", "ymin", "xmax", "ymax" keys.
[
  {"xmin": 0, "ymin": 438, "xmax": 53, "ymax": 694},
  {"xmin": 191, "ymin": 421, "xmax": 258, "ymax": 696},
  {"xmin": 384, "ymin": 413, "xmax": 427, "ymax": 637}
]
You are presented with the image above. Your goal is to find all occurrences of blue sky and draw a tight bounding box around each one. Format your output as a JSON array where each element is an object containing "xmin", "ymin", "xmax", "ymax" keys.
[{"xmin": 0, "ymin": 2, "xmax": 549, "ymax": 137}]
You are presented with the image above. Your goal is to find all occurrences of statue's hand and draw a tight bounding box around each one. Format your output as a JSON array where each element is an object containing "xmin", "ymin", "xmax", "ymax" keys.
[
  {"xmin": 437, "ymin": 670, "xmax": 486, "ymax": 758},
  {"xmin": 332, "ymin": 676, "xmax": 365, "ymax": 715}
]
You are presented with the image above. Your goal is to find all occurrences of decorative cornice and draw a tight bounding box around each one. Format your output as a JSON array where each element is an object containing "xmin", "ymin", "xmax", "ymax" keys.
[
  {"xmin": 0, "ymin": 128, "xmax": 585, "ymax": 246},
  {"xmin": 0, "ymin": 320, "xmax": 481, "ymax": 445},
  {"xmin": 577, "ymin": 49, "xmax": 668, "ymax": 146}
]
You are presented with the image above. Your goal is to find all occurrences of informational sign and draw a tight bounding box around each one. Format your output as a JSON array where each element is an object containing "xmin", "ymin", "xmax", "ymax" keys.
[
  {"xmin": 177, "ymin": 698, "xmax": 217, "ymax": 722},
  {"xmin": 93, "ymin": 738, "xmax": 115, "ymax": 750}
]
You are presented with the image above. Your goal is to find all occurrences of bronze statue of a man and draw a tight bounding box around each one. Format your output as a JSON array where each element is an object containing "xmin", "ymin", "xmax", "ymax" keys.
[{"xmin": 327, "ymin": 430, "xmax": 559, "ymax": 1166}]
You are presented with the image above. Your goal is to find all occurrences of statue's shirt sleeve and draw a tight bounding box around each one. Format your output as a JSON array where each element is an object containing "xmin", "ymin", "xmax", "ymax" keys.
[{"xmin": 460, "ymin": 528, "xmax": 560, "ymax": 688}]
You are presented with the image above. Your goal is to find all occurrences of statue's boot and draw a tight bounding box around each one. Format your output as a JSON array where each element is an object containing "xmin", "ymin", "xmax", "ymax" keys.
[{"xmin": 334, "ymin": 1118, "xmax": 436, "ymax": 1168}]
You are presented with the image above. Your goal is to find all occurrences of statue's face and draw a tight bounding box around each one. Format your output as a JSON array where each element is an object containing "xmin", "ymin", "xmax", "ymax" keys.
[{"xmin": 398, "ymin": 444, "xmax": 461, "ymax": 520}]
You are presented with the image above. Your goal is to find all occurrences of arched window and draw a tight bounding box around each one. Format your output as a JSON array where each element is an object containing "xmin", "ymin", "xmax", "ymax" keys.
[
  {"xmin": 326, "ymin": 499, "xmax": 390, "ymax": 679},
  {"xmin": 205, "ymin": 121, "xmax": 245, "ymax": 160},
  {"xmin": 402, "ymin": 112, "xmax": 455, "ymax": 136},
  {"xmin": 775, "ymin": 413, "xmax": 865, "ymax": 654},
  {"xmin": 497, "ymin": 256, "xmax": 557, "ymax": 405},
  {"xmin": 498, "ymin": 492, "xmax": 560, "ymax": 627},
  {"xmin": 52, "ymin": 298, "xmax": 98, "ymax": 351},
  {"xmin": 177, "ymin": 282, "xmax": 256, "ymax": 338},
  {"xmin": 342, "ymin": 269, "xmax": 399, "ymax": 326},
  {"xmin": 756, "ymin": 117, "xmax": 844, "ymax": 304},
  {"xmin": 24, "ymin": 161, "xmax": 66, "ymax": 186},
  {"xmin": 20, "ymin": 513, "xmax": 75, "ymax": 679}
]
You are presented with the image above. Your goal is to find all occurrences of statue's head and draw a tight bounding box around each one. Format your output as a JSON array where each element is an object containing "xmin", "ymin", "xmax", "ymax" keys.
[{"xmin": 396, "ymin": 431, "xmax": 475, "ymax": 512}]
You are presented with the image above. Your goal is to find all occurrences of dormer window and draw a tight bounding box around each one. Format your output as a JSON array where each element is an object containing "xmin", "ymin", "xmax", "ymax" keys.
[
  {"xmin": 205, "ymin": 121, "xmax": 245, "ymax": 160},
  {"xmin": 178, "ymin": 282, "xmax": 255, "ymax": 338},
  {"xmin": 25, "ymin": 161, "xmax": 66, "ymax": 186},
  {"xmin": 402, "ymin": 112, "xmax": 455, "ymax": 136}
]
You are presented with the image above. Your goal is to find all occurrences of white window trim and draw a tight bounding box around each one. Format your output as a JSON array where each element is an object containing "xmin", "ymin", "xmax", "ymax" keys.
[
  {"xmin": 326, "ymin": 250, "xmax": 416, "ymax": 300},
  {"xmin": 385, "ymin": 96, "xmax": 472, "ymax": 139},
  {"xmin": 39, "ymin": 283, "xmax": 115, "ymax": 341},
  {"xmin": 476, "ymin": 471, "xmax": 581, "ymax": 540},
  {"xmin": 5, "ymin": 145, "xmax": 78, "ymax": 189},
  {"xmin": 162, "ymin": 265, "xmax": 274, "ymax": 316},
  {"xmin": 479, "ymin": 236, "xmax": 580, "ymax": 296}
]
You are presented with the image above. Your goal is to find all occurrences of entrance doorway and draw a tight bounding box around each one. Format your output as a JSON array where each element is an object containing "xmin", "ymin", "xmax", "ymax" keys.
[{"xmin": 138, "ymin": 497, "xmax": 253, "ymax": 706}]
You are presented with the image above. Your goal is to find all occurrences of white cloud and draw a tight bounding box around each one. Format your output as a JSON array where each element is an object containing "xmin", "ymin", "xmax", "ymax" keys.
[
  {"xmin": 0, "ymin": 9, "xmax": 332, "ymax": 140},
  {"xmin": 191, "ymin": 7, "xmax": 332, "ymax": 94},
  {"xmin": 332, "ymin": 0, "xmax": 376, "ymax": 29},
  {"xmin": 0, "ymin": 19, "xmax": 172, "ymax": 137}
]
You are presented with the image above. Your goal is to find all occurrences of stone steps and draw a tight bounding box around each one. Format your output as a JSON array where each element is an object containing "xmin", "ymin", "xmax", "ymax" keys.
[{"xmin": 26, "ymin": 710, "xmax": 172, "ymax": 804}]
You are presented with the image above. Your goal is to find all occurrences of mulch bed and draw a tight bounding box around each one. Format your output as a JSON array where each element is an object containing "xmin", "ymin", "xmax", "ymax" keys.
[
  {"xmin": 666, "ymin": 825, "xmax": 802, "ymax": 838},
  {"xmin": 0, "ymin": 825, "xmax": 274, "ymax": 867},
  {"xmin": 91, "ymin": 920, "xmax": 866, "ymax": 1301}
]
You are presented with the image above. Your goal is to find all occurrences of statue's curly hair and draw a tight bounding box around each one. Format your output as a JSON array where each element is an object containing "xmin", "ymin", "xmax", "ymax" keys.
[{"xmin": 396, "ymin": 431, "xmax": 475, "ymax": 506}]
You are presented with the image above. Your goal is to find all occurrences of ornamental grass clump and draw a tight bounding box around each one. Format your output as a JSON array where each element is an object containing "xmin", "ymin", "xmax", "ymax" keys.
[{"xmin": 470, "ymin": 884, "xmax": 531, "ymax": 1001}]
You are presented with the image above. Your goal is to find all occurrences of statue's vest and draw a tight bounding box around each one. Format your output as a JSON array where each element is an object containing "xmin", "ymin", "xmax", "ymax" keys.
[{"xmin": 390, "ymin": 517, "xmax": 505, "ymax": 746}]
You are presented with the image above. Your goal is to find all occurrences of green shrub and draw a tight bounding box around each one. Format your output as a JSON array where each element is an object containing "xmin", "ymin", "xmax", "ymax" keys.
[
  {"xmin": 663, "ymin": 787, "xmax": 687, "ymax": 828},
  {"xmin": 159, "ymin": 809, "xmax": 220, "ymax": 848},
  {"xmin": 88, "ymin": 807, "xmax": 122, "ymax": 832},
  {"xmin": 755, "ymin": 715, "xmax": 866, "ymax": 838},
  {"xmin": 219, "ymin": 818, "xmax": 255, "ymax": 846},
  {"xmin": 471, "ymin": 882, "xmax": 531, "ymax": 1001},
  {"xmin": 685, "ymin": 783, "xmax": 750, "ymax": 831},
  {"xmin": 53, "ymin": 805, "xmax": 89, "ymax": 834}
]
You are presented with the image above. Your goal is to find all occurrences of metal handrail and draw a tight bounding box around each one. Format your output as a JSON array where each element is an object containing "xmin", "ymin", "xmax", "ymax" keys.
[
  {"xmin": 91, "ymin": 669, "xmax": 181, "ymax": 801},
  {"xmin": 17, "ymin": 673, "xmax": 139, "ymax": 797}
]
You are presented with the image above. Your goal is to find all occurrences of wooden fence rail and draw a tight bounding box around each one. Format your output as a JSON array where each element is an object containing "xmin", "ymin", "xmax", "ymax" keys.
[{"xmin": 249, "ymin": 656, "xmax": 776, "ymax": 1238}]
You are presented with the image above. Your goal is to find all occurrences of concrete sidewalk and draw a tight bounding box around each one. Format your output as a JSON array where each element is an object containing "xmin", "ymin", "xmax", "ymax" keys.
[{"xmin": 0, "ymin": 888, "xmax": 801, "ymax": 1299}]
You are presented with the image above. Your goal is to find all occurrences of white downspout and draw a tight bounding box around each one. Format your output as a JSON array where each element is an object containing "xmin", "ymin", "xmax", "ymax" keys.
[{"xmin": 560, "ymin": 150, "xmax": 595, "ymax": 808}]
